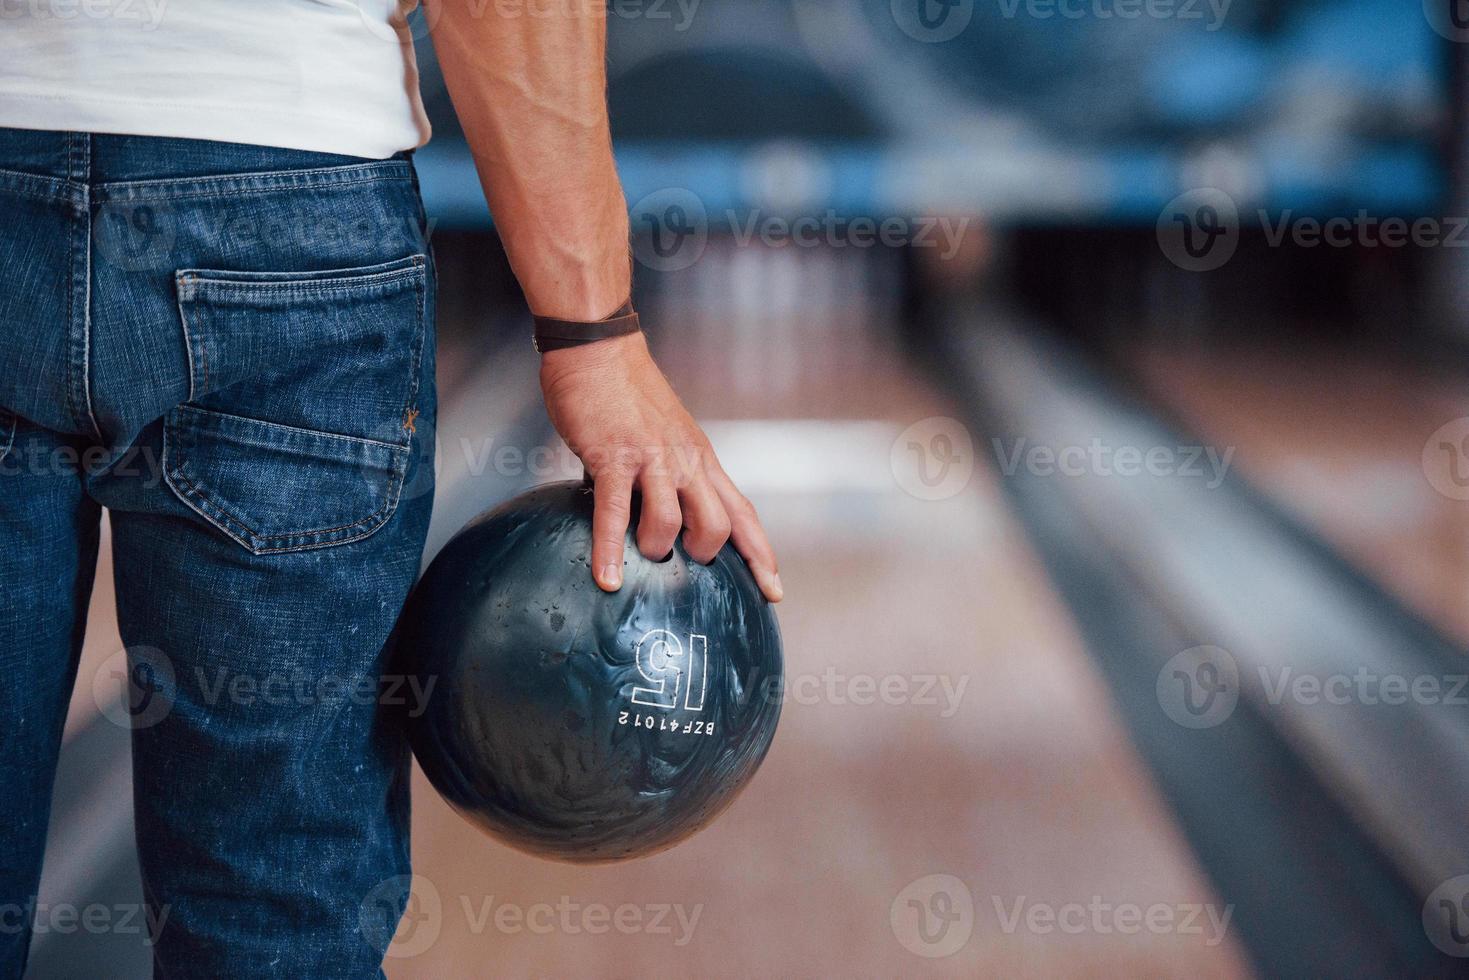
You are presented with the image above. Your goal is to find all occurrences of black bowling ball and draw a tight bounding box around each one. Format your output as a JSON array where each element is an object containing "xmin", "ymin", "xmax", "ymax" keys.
[{"xmin": 397, "ymin": 480, "xmax": 783, "ymax": 863}]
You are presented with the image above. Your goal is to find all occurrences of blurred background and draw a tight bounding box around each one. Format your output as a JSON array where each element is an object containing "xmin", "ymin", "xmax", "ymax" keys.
[{"xmin": 32, "ymin": 0, "xmax": 1469, "ymax": 975}]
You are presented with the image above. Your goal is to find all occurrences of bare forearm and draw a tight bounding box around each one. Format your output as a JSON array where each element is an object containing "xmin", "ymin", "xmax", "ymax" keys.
[
  {"xmin": 428, "ymin": 0, "xmax": 630, "ymax": 319},
  {"xmin": 425, "ymin": 0, "xmax": 782, "ymax": 602}
]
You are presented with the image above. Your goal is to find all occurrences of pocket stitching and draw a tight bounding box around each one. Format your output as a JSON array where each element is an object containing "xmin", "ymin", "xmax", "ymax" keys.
[
  {"xmin": 173, "ymin": 257, "xmax": 427, "ymax": 405},
  {"xmin": 163, "ymin": 407, "xmax": 409, "ymax": 555},
  {"xmin": 94, "ymin": 165, "xmax": 413, "ymax": 205},
  {"xmin": 168, "ymin": 463, "xmax": 405, "ymax": 554},
  {"xmin": 173, "ymin": 404, "xmax": 408, "ymax": 452},
  {"xmin": 256, "ymin": 467, "xmax": 405, "ymax": 552},
  {"xmin": 400, "ymin": 262, "xmax": 428, "ymax": 429},
  {"xmin": 167, "ymin": 466, "xmax": 261, "ymax": 543},
  {"xmin": 182, "ymin": 270, "xmax": 422, "ymax": 301},
  {"xmin": 176, "ymin": 291, "xmax": 204, "ymax": 400},
  {"xmin": 164, "ymin": 253, "xmax": 428, "ymax": 555},
  {"xmin": 177, "ymin": 255, "xmax": 424, "ymax": 295}
]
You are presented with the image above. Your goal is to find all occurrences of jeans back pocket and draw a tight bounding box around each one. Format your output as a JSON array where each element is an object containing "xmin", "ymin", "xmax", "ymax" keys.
[{"xmin": 165, "ymin": 254, "xmax": 429, "ymax": 554}]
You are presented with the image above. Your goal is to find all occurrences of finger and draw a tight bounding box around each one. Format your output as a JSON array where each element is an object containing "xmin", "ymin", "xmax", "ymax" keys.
[
  {"xmin": 708, "ymin": 468, "xmax": 782, "ymax": 602},
  {"xmin": 636, "ymin": 472, "xmax": 682, "ymax": 562},
  {"xmin": 590, "ymin": 465, "xmax": 636, "ymax": 591},
  {"xmin": 679, "ymin": 476, "xmax": 732, "ymax": 564}
]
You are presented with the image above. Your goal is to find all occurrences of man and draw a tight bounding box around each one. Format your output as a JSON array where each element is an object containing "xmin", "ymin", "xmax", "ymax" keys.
[{"xmin": 0, "ymin": 0, "xmax": 781, "ymax": 974}]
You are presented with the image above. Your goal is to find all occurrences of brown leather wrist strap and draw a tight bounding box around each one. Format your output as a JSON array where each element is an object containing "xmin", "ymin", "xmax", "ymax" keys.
[{"xmin": 532, "ymin": 299, "xmax": 641, "ymax": 353}]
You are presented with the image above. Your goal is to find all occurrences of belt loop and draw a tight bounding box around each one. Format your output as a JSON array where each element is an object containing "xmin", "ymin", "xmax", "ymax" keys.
[
  {"xmin": 65, "ymin": 130, "xmax": 90, "ymax": 184},
  {"xmin": 65, "ymin": 131, "xmax": 103, "ymax": 442}
]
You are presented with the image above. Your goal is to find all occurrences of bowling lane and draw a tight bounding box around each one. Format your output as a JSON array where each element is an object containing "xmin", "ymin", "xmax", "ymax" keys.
[
  {"xmin": 1132, "ymin": 343, "xmax": 1469, "ymax": 645},
  {"xmin": 389, "ymin": 246, "xmax": 1252, "ymax": 976}
]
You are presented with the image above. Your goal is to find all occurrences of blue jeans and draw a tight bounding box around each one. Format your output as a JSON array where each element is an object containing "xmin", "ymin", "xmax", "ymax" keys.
[{"xmin": 0, "ymin": 129, "xmax": 437, "ymax": 977}]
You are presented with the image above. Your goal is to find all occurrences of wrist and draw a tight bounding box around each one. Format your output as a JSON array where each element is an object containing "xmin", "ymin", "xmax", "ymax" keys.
[
  {"xmin": 533, "ymin": 299, "xmax": 639, "ymax": 353},
  {"xmin": 540, "ymin": 329, "xmax": 647, "ymax": 379},
  {"xmin": 525, "ymin": 266, "xmax": 629, "ymax": 321}
]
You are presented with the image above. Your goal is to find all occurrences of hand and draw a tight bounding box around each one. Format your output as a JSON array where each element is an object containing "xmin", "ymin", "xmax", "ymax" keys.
[{"xmin": 539, "ymin": 332, "xmax": 783, "ymax": 603}]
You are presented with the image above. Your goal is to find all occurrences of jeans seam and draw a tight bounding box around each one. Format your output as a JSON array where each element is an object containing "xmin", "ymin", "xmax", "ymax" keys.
[
  {"xmin": 0, "ymin": 167, "xmax": 84, "ymax": 203},
  {"xmin": 173, "ymin": 404, "xmax": 410, "ymax": 452},
  {"xmin": 162, "ymin": 408, "xmax": 410, "ymax": 554},
  {"xmin": 253, "ymin": 471, "xmax": 404, "ymax": 552},
  {"xmin": 402, "ymin": 268, "xmax": 427, "ymax": 427},
  {"xmin": 93, "ymin": 159, "xmax": 409, "ymax": 192},
  {"xmin": 167, "ymin": 468, "xmax": 259, "ymax": 541},
  {"xmin": 64, "ymin": 133, "xmax": 104, "ymax": 443},
  {"xmin": 178, "ymin": 264, "xmax": 424, "ymax": 301},
  {"xmin": 176, "ymin": 286, "xmax": 198, "ymax": 403},
  {"xmin": 167, "ymin": 465, "xmax": 405, "ymax": 553},
  {"xmin": 92, "ymin": 171, "xmax": 413, "ymax": 206},
  {"xmin": 181, "ymin": 297, "xmax": 208, "ymax": 396},
  {"xmin": 63, "ymin": 190, "xmax": 75, "ymax": 432},
  {"xmin": 81, "ymin": 192, "xmax": 102, "ymax": 443}
]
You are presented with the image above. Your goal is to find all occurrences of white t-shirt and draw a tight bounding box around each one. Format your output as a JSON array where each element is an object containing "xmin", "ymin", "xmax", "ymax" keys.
[{"xmin": 0, "ymin": 0, "xmax": 431, "ymax": 159}]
